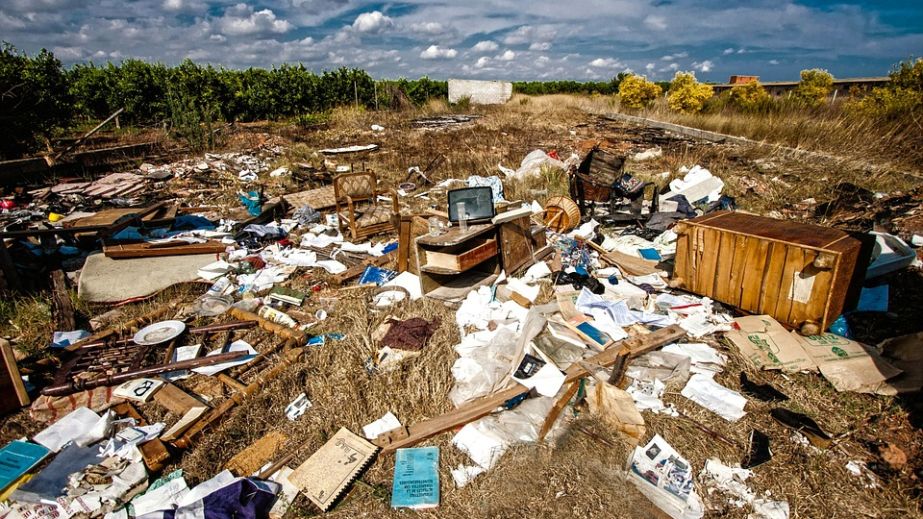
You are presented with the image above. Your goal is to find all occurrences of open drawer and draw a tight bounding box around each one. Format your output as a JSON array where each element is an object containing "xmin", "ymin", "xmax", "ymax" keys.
[{"xmin": 420, "ymin": 237, "xmax": 498, "ymax": 273}]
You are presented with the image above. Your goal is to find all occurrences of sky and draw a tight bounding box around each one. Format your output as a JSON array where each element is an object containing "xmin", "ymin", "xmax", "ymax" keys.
[{"xmin": 2, "ymin": 1, "xmax": 922, "ymax": 82}]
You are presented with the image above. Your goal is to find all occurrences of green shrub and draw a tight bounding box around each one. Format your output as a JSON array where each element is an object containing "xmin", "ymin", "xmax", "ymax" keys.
[
  {"xmin": 618, "ymin": 74, "xmax": 662, "ymax": 109},
  {"xmin": 667, "ymin": 72, "xmax": 713, "ymax": 113},
  {"xmin": 294, "ymin": 112, "xmax": 330, "ymax": 128},
  {"xmin": 793, "ymin": 69, "xmax": 834, "ymax": 106},
  {"xmin": 452, "ymin": 95, "xmax": 471, "ymax": 111},
  {"xmin": 847, "ymin": 58, "xmax": 923, "ymax": 120},
  {"xmin": 0, "ymin": 44, "xmax": 73, "ymax": 159},
  {"xmin": 728, "ymin": 80, "xmax": 771, "ymax": 111}
]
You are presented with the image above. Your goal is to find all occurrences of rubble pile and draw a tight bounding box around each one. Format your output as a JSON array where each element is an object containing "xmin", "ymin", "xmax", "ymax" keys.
[{"xmin": 0, "ymin": 126, "xmax": 921, "ymax": 519}]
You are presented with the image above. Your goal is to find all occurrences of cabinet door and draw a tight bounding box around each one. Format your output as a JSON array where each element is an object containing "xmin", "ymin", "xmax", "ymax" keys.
[{"xmin": 498, "ymin": 216, "xmax": 535, "ymax": 275}]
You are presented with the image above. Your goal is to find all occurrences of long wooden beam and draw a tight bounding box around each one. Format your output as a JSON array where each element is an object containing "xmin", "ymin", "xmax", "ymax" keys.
[{"xmin": 373, "ymin": 324, "xmax": 686, "ymax": 453}]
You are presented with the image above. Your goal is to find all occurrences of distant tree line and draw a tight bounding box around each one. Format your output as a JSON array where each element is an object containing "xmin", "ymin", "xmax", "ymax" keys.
[
  {"xmin": 0, "ymin": 44, "xmax": 453, "ymax": 158},
  {"xmin": 513, "ymin": 74, "xmax": 670, "ymax": 96}
]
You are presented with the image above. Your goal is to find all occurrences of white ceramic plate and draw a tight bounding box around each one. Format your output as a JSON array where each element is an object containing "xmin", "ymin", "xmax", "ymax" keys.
[{"xmin": 133, "ymin": 320, "xmax": 186, "ymax": 345}]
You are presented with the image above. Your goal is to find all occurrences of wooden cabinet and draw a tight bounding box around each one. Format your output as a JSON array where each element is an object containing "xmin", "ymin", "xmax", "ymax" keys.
[
  {"xmin": 672, "ymin": 211, "xmax": 871, "ymax": 332},
  {"xmin": 413, "ymin": 216, "xmax": 551, "ymax": 305},
  {"xmin": 415, "ymin": 224, "xmax": 501, "ymax": 304}
]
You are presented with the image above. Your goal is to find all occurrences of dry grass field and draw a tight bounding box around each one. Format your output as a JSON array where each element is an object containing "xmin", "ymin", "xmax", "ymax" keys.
[{"xmin": 1, "ymin": 95, "xmax": 921, "ymax": 519}]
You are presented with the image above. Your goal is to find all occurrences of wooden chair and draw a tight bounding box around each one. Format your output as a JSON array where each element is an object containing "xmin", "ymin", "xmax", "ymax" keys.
[{"xmin": 333, "ymin": 171, "xmax": 399, "ymax": 241}]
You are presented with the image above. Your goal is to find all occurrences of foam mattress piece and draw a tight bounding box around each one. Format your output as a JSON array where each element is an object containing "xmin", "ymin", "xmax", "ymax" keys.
[{"xmin": 78, "ymin": 252, "xmax": 215, "ymax": 303}]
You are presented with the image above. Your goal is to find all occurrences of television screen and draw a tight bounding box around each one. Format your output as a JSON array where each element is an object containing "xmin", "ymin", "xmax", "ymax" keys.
[{"xmin": 447, "ymin": 187, "xmax": 495, "ymax": 223}]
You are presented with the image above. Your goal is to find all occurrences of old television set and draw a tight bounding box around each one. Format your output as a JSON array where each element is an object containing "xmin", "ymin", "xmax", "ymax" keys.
[{"xmin": 447, "ymin": 187, "xmax": 495, "ymax": 224}]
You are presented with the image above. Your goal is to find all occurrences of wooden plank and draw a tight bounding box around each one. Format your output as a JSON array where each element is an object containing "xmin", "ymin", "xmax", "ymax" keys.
[
  {"xmin": 416, "ymin": 223, "xmax": 494, "ymax": 247},
  {"xmin": 673, "ymin": 228, "xmax": 690, "ymax": 286},
  {"xmin": 498, "ymin": 216, "xmax": 535, "ymax": 275},
  {"xmin": 153, "ymin": 382, "xmax": 207, "ymax": 415},
  {"xmin": 693, "ymin": 227, "xmax": 708, "ymax": 294},
  {"xmin": 50, "ymin": 270, "xmax": 76, "ymax": 331},
  {"xmin": 373, "ymin": 324, "xmax": 686, "ymax": 453},
  {"xmin": 699, "ymin": 228, "xmax": 720, "ymax": 298},
  {"xmin": 727, "ymin": 234, "xmax": 749, "ymax": 307},
  {"xmin": 225, "ymin": 431, "xmax": 288, "ymax": 476},
  {"xmin": 103, "ymin": 240, "xmax": 227, "ymax": 259},
  {"xmin": 422, "ymin": 238, "xmax": 497, "ymax": 272},
  {"xmin": 331, "ymin": 252, "xmax": 394, "ymax": 285},
  {"xmin": 582, "ymin": 239, "xmax": 659, "ymax": 277},
  {"xmin": 775, "ymin": 246, "xmax": 803, "ymax": 325},
  {"xmin": 713, "ymin": 231, "xmax": 735, "ymax": 304},
  {"xmin": 538, "ymin": 381, "xmax": 581, "ymax": 441},
  {"xmin": 139, "ymin": 438, "xmax": 171, "ymax": 473},
  {"xmin": 0, "ymin": 339, "xmax": 29, "ymax": 413},
  {"xmin": 792, "ymin": 249, "xmax": 840, "ymax": 329},
  {"xmin": 397, "ymin": 215, "xmax": 412, "ymax": 273},
  {"xmin": 759, "ymin": 242, "xmax": 788, "ymax": 317},
  {"xmin": 739, "ymin": 239, "xmax": 770, "ymax": 312}
]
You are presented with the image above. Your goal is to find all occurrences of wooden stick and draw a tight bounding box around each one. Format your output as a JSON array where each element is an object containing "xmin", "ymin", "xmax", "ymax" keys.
[
  {"xmin": 228, "ymin": 307, "xmax": 306, "ymax": 342},
  {"xmin": 172, "ymin": 347, "xmax": 304, "ymax": 449},
  {"xmin": 578, "ymin": 237, "xmax": 660, "ymax": 277},
  {"xmin": 373, "ymin": 324, "xmax": 686, "ymax": 453},
  {"xmin": 538, "ymin": 381, "xmax": 580, "ymax": 441},
  {"xmin": 50, "ymin": 270, "xmax": 76, "ymax": 331}
]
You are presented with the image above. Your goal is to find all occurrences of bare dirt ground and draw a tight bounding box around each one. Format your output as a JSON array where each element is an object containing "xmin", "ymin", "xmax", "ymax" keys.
[{"xmin": 2, "ymin": 95, "xmax": 921, "ymax": 518}]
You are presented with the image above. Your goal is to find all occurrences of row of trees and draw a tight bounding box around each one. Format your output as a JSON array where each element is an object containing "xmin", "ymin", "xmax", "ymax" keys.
[
  {"xmin": 1, "ymin": 44, "xmax": 453, "ymax": 158},
  {"xmin": 616, "ymin": 60, "xmax": 923, "ymax": 119},
  {"xmin": 513, "ymin": 75, "xmax": 672, "ymax": 96},
  {"xmin": 617, "ymin": 68, "xmax": 840, "ymax": 113}
]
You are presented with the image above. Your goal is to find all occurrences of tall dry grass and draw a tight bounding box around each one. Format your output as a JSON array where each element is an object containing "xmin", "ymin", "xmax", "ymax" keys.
[{"xmin": 613, "ymin": 98, "xmax": 923, "ymax": 174}]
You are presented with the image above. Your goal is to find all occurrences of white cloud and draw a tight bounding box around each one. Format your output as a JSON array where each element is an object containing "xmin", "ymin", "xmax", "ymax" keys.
[
  {"xmin": 163, "ymin": 0, "xmax": 183, "ymax": 11},
  {"xmin": 769, "ymin": 59, "xmax": 780, "ymax": 65},
  {"xmin": 471, "ymin": 40, "xmax": 499, "ymax": 53},
  {"xmin": 668, "ymin": 63, "xmax": 680, "ymax": 70},
  {"xmin": 504, "ymin": 25, "xmax": 556, "ymax": 45},
  {"xmin": 645, "ymin": 62, "xmax": 655, "ymax": 71},
  {"xmin": 475, "ymin": 56, "xmax": 490, "ymax": 68},
  {"xmin": 692, "ymin": 59, "xmax": 714, "ymax": 72},
  {"xmin": 409, "ymin": 21, "xmax": 446, "ymax": 35},
  {"xmin": 218, "ymin": 4, "xmax": 291, "ymax": 36},
  {"xmin": 496, "ymin": 49, "xmax": 515, "ymax": 61},
  {"xmin": 661, "ymin": 52, "xmax": 688, "ymax": 61},
  {"xmin": 420, "ymin": 45, "xmax": 457, "ymax": 59},
  {"xmin": 589, "ymin": 57, "xmax": 624, "ymax": 68},
  {"xmin": 723, "ymin": 48, "xmax": 734, "ymax": 55},
  {"xmin": 529, "ymin": 42, "xmax": 551, "ymax": 51},
  {"xmin": 643, "ymin": 15, "xmax": 667, "ymax": 30},
  {"xmin": 352, "ymin": 11, "xmax": 394, "ymax": 33}
]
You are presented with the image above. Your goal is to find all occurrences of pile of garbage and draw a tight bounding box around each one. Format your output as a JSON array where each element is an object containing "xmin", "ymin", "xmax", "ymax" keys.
[{"xmin": 0, "ymin": 138, "xmax": 921, "ymax": 519}]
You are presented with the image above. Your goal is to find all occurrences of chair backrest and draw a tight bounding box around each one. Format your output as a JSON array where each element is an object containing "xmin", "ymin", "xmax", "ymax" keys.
[{"xmin": 334, "ymin": 172, "xmax": 377, "ymax": 200}]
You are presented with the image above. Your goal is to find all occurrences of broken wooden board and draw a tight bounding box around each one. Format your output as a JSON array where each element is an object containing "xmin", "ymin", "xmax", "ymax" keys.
[
  {"xmin": 225, "ymin": 431, "xmax": 288, "ymax": 477},
  {"xmin": 373, "ymin": 324, "xmax": 686, "ymax": 453},
  {"xmin": 0, "ymin": 339, "xmax": 30, "ymax": 413},
  {"xmin": 282, "ymin": 185, "xmax": 336, "ymax": 211},
  {"xmin": 288, "ymin": 428, "xmax": 378, "ymax": 512},
  {"xmin": 139, "ymin": 438, "xmax": 171, "ymax": 473},
  {"xmin": 153, "ymin": 382, "xmax": 206, "ymax": 415},
  {"xmin": 103, "ymin": 240, "xmax": 227, "ymax": 259},
  {"xmin": 50, "ymin": 270, "xmax": 76, "ymax": 332}
]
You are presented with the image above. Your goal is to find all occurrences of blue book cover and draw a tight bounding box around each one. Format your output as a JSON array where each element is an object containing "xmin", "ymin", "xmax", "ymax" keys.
[
  {"xmin": 0, "ymin": 440, "xmax": 50, "ymax": 492},
  {"xmin": 638, "ymin": 248, "xmax": 662, "ymax": 261},
  {"xmin": 391, "ymin": 446, "xmax": 439, "ymax": 509}
]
